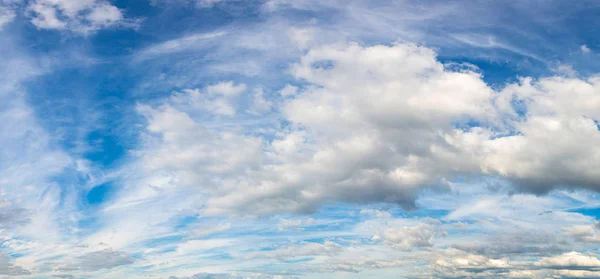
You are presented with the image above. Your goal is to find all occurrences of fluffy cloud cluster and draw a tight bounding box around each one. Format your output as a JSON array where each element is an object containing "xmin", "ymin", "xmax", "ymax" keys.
[
  {"xmin": 428, "ymin": 250, "xmax": 600, "ymax": 278},
  {"xmin": 2, "ymin": 1, "xmax": 600, "ymax": 277},
  {"xmin": 372, "ymin": 220, "xmax": 445, "ymax": 251},
  {"xmin": 134, "ymin": 42, "xmax": 600, "ymax": 216},
  {"xmin": 26, "ymin": 0, "xmax": 134, "ymax": 33}
]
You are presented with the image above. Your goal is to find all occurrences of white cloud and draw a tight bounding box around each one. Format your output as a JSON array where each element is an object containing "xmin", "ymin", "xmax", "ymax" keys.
[
  {"xmin": 7, "ymin": 1, "xmax": 600, "ymax": 278},
  {"xmin": 26, "ymin": 0, "xmax": 135, "ymax": 33},
  {"xmin": 0, "ymin": 253, "xmax": 30, "ymax": 276},
  {"xmin": 170, "ymin": 82, "xmax": 248, "ymax": 117},
  {"xmin": 427, "ymin": 249, "xmax": 600, "ymax": 278},
  {"xmin": 536, "ymin": 252, "xmax": 600, "ymax": 269},
  {"xmin": 137, "ymin": 104, "xmax": 264, "ymax": 180},
  {"xmin": 149, "ymin": 0, "xmax": 229, "ymax": 9},
  {"xmin": 247, "ymin": 87, "xmax": 273, "ymax": 115},
  {"xmin": 474, "ymin": 76, "xmax": 600, "ymax": 193},
  {"xmin": 0, "ymin": 201, "xmax": 29, "ymax": 229},
  {"xmin": 201, "ymin": 42, "xmax": 495, "ymax": 215},
  {"xmin": 564, "ymin": 222, "xmax": 600, "ymax": 243},
  {"xmin": 581, "ymin": 44, "xmax": 591, "ymax": 53},
  {"xmin": 70, "ymin": 249, "xmax": 134, "ymax": 271},
  {"xmin": 131, "ymin": 41, "xmax": 600, "ymax": 216},
  {"xmin": 278, "ymin": 84, "xmax": 298, "ymax": 98},
  {"xmin": 552, "ymin": 64, "xmax": 577, "ymax": 77},
  {"xmin": 278, "ymin": 217, "xmax": 315, "ymax": 231},
  {"xmin": 187, "ymin": 223, "xmax": 232, "ymax": 239},
  {"xmin": 136, "ymin": 31, "xmax": 228, "ymax": 60},
  {"xmin": 0, "ymin": 5, "xmax": 15, "ymax": 29},
  {"xmin": 372, "ymin": 221, "xmax": 445, "ymax": 251}
]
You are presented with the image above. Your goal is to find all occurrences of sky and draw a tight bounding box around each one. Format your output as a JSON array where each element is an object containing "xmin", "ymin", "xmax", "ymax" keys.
[{"xmin": 1, "ymin": 0, "xmax": 600, "ymax": 278}]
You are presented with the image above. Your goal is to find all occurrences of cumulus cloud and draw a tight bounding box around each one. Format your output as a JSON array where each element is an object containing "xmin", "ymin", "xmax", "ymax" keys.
[
  {"xmin": 426, "ymin": 249, "xmax": 600, "ymax": 278},
  {"xmin": 483, "ymin": 76, "xmax": 600, "ymax": 193},
  {"xmin": 135, "ymin": 42, "xmax": 497, "ymax": 215},
  {"xmin": 277, "ymin": 217, "xmax": 315, "ymax": 231},
  {"xmin": 372, "ymin": 221, "xmax": 445, "ymax": 251},
  {"xmin": 536, "ymin": 252, "xmax": 600, "ymax": 269},
  {"xmin": 169, "ymin": 82, "xmax": 248, "ymax": 117},
  {"xmin": 581, "ymin": 44, "xmax": 592, "ymax": 53},
  {"xmin": 26, "ymin": 0, "xmax": 136, "ymax": 33},
  {"xmin": 4, "ymin": 1, "xmax": 600, "ymax": 278},
  {"xmin": 137, "ymin": 104, "xmax": 264, "ymax": 184},
  {"xmin": 132, "ymin": 41, "xmax": 600, "ymax": 216}
]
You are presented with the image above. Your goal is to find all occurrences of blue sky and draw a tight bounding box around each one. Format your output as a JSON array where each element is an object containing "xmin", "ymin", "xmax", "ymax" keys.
[{"xmin": 2, "ymin": 0, "xmax": 600, "ymax": 278}]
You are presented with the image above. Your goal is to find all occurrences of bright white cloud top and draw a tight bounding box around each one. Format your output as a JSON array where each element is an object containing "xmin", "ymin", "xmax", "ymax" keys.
[{"xmin": 1, "ymin": 1, "xmax": 600, "ymax": 278}]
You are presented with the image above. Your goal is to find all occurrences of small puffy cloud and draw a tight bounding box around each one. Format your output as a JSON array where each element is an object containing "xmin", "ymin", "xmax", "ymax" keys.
[
  {"xmin": 205, "ymin": 81, "xmax": 247, "ymax": 97},
  {"xmin": 359, "ymin": 209, "xmax": 392, "ymax": 218},
  {"xmin": 26, "ymin": 0, "xmax": 136, "ymax": 33},
  {"xmin": 372, "ymin": 221, "xmax": 445, "ymax": 251},
  {"xmin": 288, "ymin": 27, "xmax": 316, "ymax": 50},
  {"xmin": 278, "ymin": 217, "xmax": 316, "ymax": 231},
  {"xmin": 171, "ymin": 82, "xmax": 247, "ymax": 117},
  {"xmin": 248, "ymin": 87, "xmax": 273, "ymax": 115},
  {"xmin": 278, "ymin": 84, "xmax": 298, "ymax": 97},
  {"xmin": 432, "ymin": 249, "xmax": 511, "ymax": 271},
  {"xmin": 581, "ymin": 44, "xmax": 592, "ymax": 53},
  {"xmin": 552, "ymin": 64, "xmax": 577, "ymax": 77}
]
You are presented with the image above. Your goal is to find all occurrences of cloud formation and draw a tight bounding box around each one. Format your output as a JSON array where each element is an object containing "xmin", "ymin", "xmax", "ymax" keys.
[
  {"xmin": 1, "ymin": 1, "xmax": 600, "ymax": 278},
  {"xmin": 26, "ymin": 0, "xmax": 136, "ymax": 33},
  {"xmin": 134, "ymin": 41, "xmax": 600, "ymax": 216}
]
